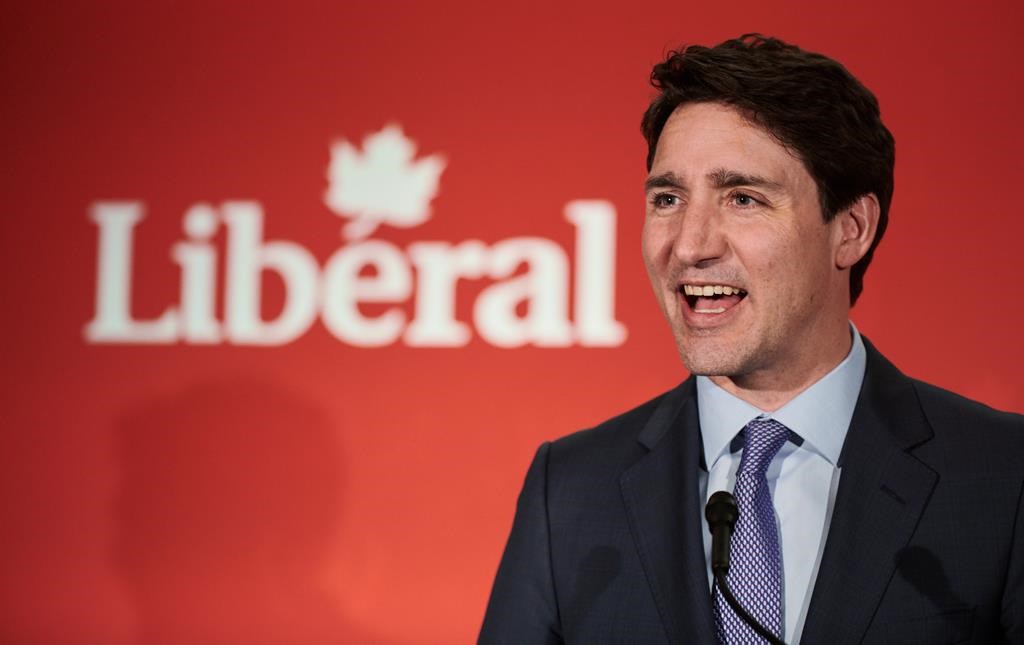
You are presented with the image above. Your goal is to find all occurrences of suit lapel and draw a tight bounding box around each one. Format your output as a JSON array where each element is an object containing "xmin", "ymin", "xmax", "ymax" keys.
[
  {"xmin": 800, "ymin": 341, "xmax": 938, "ymax": 644},
  {"xmin": 619, "ymin": 379, "xmax": 717, "ymax": 644}
]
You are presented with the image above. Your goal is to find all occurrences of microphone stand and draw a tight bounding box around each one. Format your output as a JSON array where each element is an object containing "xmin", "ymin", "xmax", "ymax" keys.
[{"xmin": 706, "ymin": 491, "xmax": 787, "ymax": 645}]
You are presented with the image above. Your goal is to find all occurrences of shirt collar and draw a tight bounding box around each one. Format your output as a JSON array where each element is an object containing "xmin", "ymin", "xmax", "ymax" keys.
[{"xmin": 697, "ymin": 323, "xmax": 867, "ymax": 470}]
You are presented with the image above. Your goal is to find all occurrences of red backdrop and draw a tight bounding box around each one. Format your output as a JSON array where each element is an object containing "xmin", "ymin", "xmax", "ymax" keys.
[{"xmin": 2, "ymin": 2, "xmax": 1022, "ymax": 643}]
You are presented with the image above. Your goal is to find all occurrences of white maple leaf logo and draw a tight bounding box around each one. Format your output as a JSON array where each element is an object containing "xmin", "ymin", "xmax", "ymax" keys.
[{"xmin": 324, "ymin": 124, "xmax": 446, "ymax": 240}]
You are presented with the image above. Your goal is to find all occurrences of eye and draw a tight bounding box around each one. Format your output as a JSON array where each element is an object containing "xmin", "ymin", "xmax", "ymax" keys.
[
  {"xmin": 650, "ymin": 192, "xmax": 680, "ymax": 209},
  {"xmin": 731, "ymin": 192, "xmax": 761, "ymax": 207}
]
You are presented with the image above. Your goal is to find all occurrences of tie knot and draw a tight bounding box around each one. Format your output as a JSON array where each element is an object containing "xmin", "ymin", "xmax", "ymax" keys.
[{"xmin": 738, "ymin": 417, "xmax": 789, "ymax": 476}]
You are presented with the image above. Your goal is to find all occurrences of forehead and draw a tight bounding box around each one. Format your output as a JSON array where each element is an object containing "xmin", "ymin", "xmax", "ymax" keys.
[{"xmin": 650, "ymin": 102, "xmax": 812, "ymax": 188}]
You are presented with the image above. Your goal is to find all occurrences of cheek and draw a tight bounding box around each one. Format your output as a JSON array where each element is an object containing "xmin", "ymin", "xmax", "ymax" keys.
[
  {"xmin": 779, "ymin": 239, "xmax": 836, "ymax": 305},
  {"xmin": 737, "ymin": 228, "xmax": 784, "ymax": 275},
  {"xmin": 641, "ymin": 220, "xmax": 670, "ymax": 271},
  {"xmin": 772, "ymin": 224, "xmax": 831, "ymax": 274}
]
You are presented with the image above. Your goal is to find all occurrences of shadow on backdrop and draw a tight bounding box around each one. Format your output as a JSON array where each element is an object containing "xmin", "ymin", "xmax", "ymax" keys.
[{"xmin": 112, "ymin": 379, "xmax": 380, "ymax": 644}]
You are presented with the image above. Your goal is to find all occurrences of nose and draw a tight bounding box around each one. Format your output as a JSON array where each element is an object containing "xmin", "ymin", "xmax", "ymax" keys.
[{"xmin": 671, "ymin": 198, "xmax": 727, "ymax": 268}]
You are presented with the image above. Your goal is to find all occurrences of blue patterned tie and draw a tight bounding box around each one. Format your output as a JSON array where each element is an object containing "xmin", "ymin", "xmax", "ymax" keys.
[{"xmin": 713, "ymin": 417, "xmax": 790, "ymax": 644}]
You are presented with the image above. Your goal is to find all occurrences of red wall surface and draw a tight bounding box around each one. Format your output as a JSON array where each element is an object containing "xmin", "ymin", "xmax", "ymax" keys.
[{"xmin": 2, "ymin": 2, "xmax": 1022, "ymax": 643}]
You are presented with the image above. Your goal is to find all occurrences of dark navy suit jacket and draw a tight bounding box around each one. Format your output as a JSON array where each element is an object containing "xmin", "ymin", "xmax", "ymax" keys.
[{"xmin": 480, "ymin": 340, "xmax": 1024, "ymax": 644}]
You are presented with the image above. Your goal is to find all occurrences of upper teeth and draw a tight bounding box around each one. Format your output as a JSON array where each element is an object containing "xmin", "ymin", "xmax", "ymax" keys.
[{"xmin": 682, "ymin": 284, "xmax": 745, "ymax": 296}]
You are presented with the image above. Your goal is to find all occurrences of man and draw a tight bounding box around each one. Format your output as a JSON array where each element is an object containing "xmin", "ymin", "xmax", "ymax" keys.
[{"xmin": 479, "ymin": 35, "xmax": 1024, "ymax": 644}]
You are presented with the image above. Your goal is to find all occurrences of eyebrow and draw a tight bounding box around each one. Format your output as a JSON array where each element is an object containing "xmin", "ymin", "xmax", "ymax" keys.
[
  {"xmin": 644, "ymin": 168, "xmax": 784, "ymax": 193},
  {"xmin": 644, "ymin": 172, "xmax": 684, "ymax": 193},
  {"xmin": 707, "ymin": 168, "xmax": 783, "ymax": 191}
]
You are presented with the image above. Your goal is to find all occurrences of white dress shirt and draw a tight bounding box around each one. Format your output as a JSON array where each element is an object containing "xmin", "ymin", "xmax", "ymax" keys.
[{"xmin": 697, "ymin": 324, "xmax": 866, "ymax": 643}]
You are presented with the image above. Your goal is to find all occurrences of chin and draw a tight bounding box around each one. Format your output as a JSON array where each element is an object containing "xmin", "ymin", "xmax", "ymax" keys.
[
  {"xmin": 674, "ymin": 327, "xmax": 764, "ymax": 376},
  {"xmin": 676, "ymin": 345, "xmax": 741, "ymax": 377}
]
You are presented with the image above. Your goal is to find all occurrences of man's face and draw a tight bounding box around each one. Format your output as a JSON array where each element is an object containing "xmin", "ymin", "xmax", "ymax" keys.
[{"xmin": 642, "ymin": 102, "xmax": 850, "ymax": 386}]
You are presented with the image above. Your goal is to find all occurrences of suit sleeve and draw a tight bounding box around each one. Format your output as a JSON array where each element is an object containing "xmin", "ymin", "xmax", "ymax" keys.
[
  {"xmin": 479, "ymin": 442, "xmax": 563, "ymax": 644},
  {"xmin": 1002, "ymin": 474, "xmax": 1024, "ymax": 639}
]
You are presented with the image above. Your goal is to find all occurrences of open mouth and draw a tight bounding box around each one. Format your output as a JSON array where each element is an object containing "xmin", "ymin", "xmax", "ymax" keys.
[{"xmin": 680, "ymin": 283, "xmax": 747, "ymax": 314}]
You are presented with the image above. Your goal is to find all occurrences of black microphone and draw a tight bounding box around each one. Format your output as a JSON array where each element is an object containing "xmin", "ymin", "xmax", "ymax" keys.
[
  {"xmin": 705, "ymin": 491, "xmax": 786, "ymax": 645},
  {"xmin": 706, "ymin": 490, "xmax": 738, "ymax": 574}
]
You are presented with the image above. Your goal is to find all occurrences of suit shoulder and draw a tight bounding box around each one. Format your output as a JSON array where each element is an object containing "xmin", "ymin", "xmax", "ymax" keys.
[
  {"xmin": 547, "ymin": 382, "xmax": 688, "ymax": 471},
  {"xmin": 912, "ymin": 378, "xmax": 1022, "ymax": 427},
  {"xmin": 911, "ymin": 378, "xmax": 1024, "ymax": 449}
]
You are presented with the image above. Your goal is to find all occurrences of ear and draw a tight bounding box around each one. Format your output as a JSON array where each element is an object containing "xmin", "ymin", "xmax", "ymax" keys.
[{"xmin": 833, "ymin": 193, "xmax": 880, "ymax": 270}]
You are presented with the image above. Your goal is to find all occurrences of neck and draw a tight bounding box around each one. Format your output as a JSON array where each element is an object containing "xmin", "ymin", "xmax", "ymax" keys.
[{"xmin": 709, "ymin": 321, "xmax": 853, "ymax": 412}]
